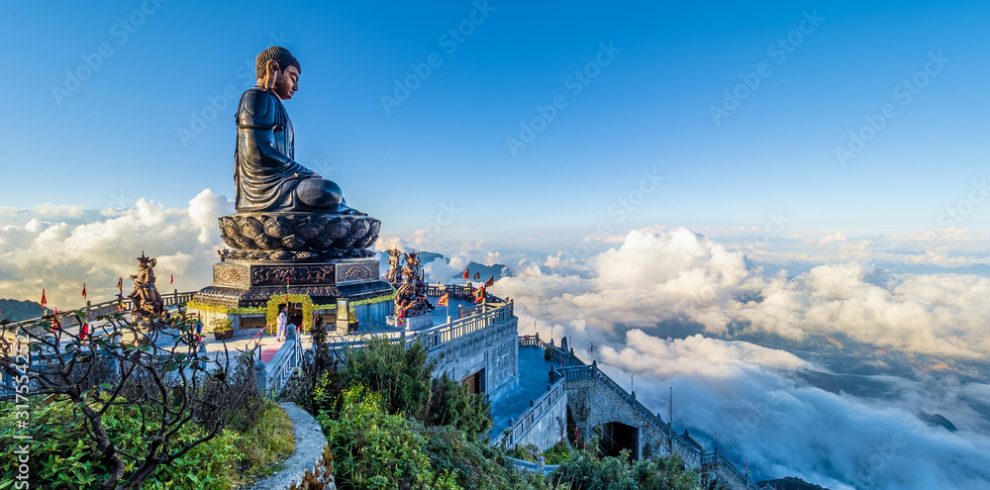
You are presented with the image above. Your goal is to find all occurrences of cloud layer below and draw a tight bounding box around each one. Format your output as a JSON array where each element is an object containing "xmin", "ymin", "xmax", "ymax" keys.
[{"xmin": 494, "ymin": 226, "xmax": 990, "ymax": 489}]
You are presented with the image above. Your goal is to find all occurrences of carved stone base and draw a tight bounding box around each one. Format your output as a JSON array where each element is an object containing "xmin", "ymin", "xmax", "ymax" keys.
[
  {"xmin": 192, "ymin": 258, "xmax": 392, "ymax": 308},
  {"xmin": 387, "ymin": 313, "xmax": 434, "ymax": 330}
]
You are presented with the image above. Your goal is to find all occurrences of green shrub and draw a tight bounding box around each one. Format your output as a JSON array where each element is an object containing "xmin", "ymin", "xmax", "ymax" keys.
[
  {"xmin": 338, "ymin": 338, "xmax": 433, "ymax": 420},
  {"xmin": 543, "ymin": 440, "xmax": 572, "ymax": 465},
  {"xmin": 552, "ymin": 448, "xmax": 701, "ymax": 490},
  {"xmin": 232, "ymin": 400, "xmax": 296, "ymax": 484},
  {"xmin": 423, "ymin": 426, "xmax": 556, "ymax": 490},
  {"xmin": 0, "ymin": 397, "xmax": 294, "ymax": 489},
  {"xmin": 318, "ymin": 385, "xmax": 460, "ymax": 490},
  {"xmin": 428, "ymin": 374, "xmax": 492, "ymax": 437}
]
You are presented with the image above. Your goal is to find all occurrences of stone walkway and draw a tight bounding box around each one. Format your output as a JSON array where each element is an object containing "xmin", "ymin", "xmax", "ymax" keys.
[
  {"xmin": 489, "ymin": 346, "xmax": 565, "ymax": 442},
  {"xmin": 247, "ymin": 402, "xmax": 335, "ymax": 490}
]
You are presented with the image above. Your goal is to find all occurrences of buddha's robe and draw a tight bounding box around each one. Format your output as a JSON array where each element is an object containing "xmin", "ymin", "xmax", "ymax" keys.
[{"xmin": 234, "ymin": 87, "xmax": 317, "ymax": 211}]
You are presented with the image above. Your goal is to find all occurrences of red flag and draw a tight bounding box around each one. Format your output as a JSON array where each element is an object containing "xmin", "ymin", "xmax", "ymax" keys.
[
  {"xmin": 484, "ymin": 276, "xmax": 494, "ymax": 288},
  {"xmin": 473, "ymin": 285, "xmax": 486, "ymax": 304},
  {"xmin": 40, "ymin": 289, "xmax": 47, "ymax": 307},
  {"xmin": 51, "ymin": 307, "xmax": 61, "ymax": 331},
  {"xmin": 437, "ymin": 292, "xmax": 449, "ymax": 307},
  {"xmin": 116, "ymin": 277, "xmax": 123, "ymax": 292},
  {"xmin": 462, "ymin": 269, "xmax": 469, "ymax": 280},
  {"xmin": 169, "ymin": 273, "xmax": 174, "ymax": 285},
  {"xmin": 473, "ymin": 271, "xmax": 480, "ymax": 280},
  {"xmin": 81, "ymin": 283, "xmax": 87, "ymax": 299}
]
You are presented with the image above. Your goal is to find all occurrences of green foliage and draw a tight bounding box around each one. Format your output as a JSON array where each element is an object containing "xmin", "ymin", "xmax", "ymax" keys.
[
  {"xmin": 0, "ymin": 397, "xmax": 294, "ymax": 489},
  {"xmin": 510, "ymin": 441, "xmax": 573, "ymax": 465},
  {"xmin": 309, "ymin": 339, "xmax": 558, "ymax": 490},
  {"xmin": 422, "ymin": 425, "xmax": 554, "ymax": 490},
  {"xmin": 266, "ymin": 294, "xmax": 317, "ymax": 332},
  {"xmin": 543, "ymin": 440, "xmax": 573, "ymax": 465},
  {"xmin": 552, "ymin": 448, "xmax": 701, "ymax": 490},
  {"xmin": 233, "ymin": 401, "xmax": 296, "ymax": 483},
  {"xmin": 508, "ymin": 444, "xmax": 540, "ymax": 462},
  {"xmin": 211, "ymin": 317, "xmax": 234, "ymax": 333},
  {"xmin": 429, "ymin": 374, "xmax": 492, "ymax": 437},
  {"xmin": 337, "ymin": 338, "xmax": 434, "ymax": 420},
  {"xmin": 318, "ymin": 385, "xmax": 461, "ymax": 490}
]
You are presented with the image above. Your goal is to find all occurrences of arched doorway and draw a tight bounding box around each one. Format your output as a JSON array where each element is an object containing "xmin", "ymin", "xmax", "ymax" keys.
[
  {"xmin": 286, "ymin": 303, "xmax": 304, "ymax": 328},
  {"xmin": 599, "ymin": 421, "xmax": 639, "ymax": 459}
]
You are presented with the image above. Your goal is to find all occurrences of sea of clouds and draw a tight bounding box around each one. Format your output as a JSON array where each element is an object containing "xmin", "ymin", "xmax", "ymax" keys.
[{"xmin": 1, "ymin": 191, "xmax": 989, "ymax": 488}]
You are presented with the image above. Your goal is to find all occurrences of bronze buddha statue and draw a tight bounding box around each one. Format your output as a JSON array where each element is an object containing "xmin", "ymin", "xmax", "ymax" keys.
[
  {"xmin": 217, "ymin": 46, "xmax": 380, "ymax": 261},
  {"xmin": 234, "ymin": 46, "xmax": 361, "ymax": 215}
]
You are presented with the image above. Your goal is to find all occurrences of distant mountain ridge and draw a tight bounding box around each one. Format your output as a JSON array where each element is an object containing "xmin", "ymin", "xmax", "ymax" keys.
[
  {"xmin": 757, "ymin": 476, "xmax": 830, "ymax": 490},
  {"xmin": 455, "ymin": 262, "xmax": 508, "ymax": 282},
  {"xmin": 0, "ymin": 299, "xmax": 45, "ymax": 323}
]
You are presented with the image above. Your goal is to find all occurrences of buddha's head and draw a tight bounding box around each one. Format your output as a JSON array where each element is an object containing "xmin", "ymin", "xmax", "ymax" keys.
[{"xmin": 256, "ymin": 46, "xmax": 301, "ymax": 100}]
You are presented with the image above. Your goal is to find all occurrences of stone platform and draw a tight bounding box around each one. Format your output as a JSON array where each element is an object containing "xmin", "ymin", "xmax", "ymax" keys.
[{"xmin": 192, "ymin": 257, "xmax": 391, "ymax": 308}]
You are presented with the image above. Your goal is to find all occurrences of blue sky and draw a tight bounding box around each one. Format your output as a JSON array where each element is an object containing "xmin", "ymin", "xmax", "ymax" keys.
[{"xmin": 1, "ymin": 1, "xmax": 988, "ymax": 246}]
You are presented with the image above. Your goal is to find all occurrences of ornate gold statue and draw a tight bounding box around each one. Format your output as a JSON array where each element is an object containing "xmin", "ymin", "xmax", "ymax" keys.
[
  {"xmin": 394, "ymin": 252, "xmax": 433, "ymax": 319},
  {"xmin": 128, "ymin": 252, "xmax": 164, "ymax": 317}
]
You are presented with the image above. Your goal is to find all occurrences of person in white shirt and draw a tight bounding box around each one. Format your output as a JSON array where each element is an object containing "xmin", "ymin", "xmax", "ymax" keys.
[{"xmin": 276, "ymin": 307, "xmax": 288, "ymax": 342}]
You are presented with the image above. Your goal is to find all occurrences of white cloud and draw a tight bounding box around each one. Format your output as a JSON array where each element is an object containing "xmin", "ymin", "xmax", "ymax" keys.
[
  {"xmin": 591, "ymin": 329, "xmax": 990, "ymax": 489},
  {"xmin": 0, "ymin": 189, "xmax": 231, "ymax": 307},
  {"xmin": 737, "ymin": 265, "xmax": 990, "ymax": 358},
  {"xmin": 32, "ymin": 202, "xmax": 86, "ymax": 218},
  {"xmin": 498, "ymin": 226, "xmax": 990, "ymax": 360},
  {"xmin": 818, "ymin": 232, "xmax": 847, "ymax": 246},
  {"xmin": 489, "ymin": 225, "xmax": 990, "ymax": 487}
]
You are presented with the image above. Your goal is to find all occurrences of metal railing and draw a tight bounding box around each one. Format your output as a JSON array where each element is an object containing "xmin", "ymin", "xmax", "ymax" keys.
[
  {"xmin": 259, "ymin": 325, "xmax": 304, "ymax": 397},
  {"xmin": 497, "ymin": 376, "xmax": 566, "ymax": 447},
  {"xmin": 322, "ymin": 301, "xmax": 515, "ymax": 353},
  {"xmin": 3, "ymin": 290, "xmax": 198, "ymax": 329},
  {"xmin": 426, "ymin": 283, "xmax": 507, "ymax": 303}
]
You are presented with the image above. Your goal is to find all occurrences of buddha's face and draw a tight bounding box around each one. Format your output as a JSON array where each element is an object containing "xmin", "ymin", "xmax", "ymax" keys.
[{"xmin": 272, "ymin": 65, "xmax": 299, "ymax": 100}]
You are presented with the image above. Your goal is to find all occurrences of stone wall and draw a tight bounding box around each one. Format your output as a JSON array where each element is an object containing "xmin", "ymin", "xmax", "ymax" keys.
[
  {"xmin": 508, "ymin": 383, "xmax": 568, "ymax": 452},
  {"xmin": 565, "ymin": 367, "xmax": 702, "ymax": 466},
  {"xmin": 430, "ymin": 315, "xmax": 519, "ymax": 400},
  {"xmin": 351, "ymin": 301, "xmax": 393, "ymax": 328}
]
